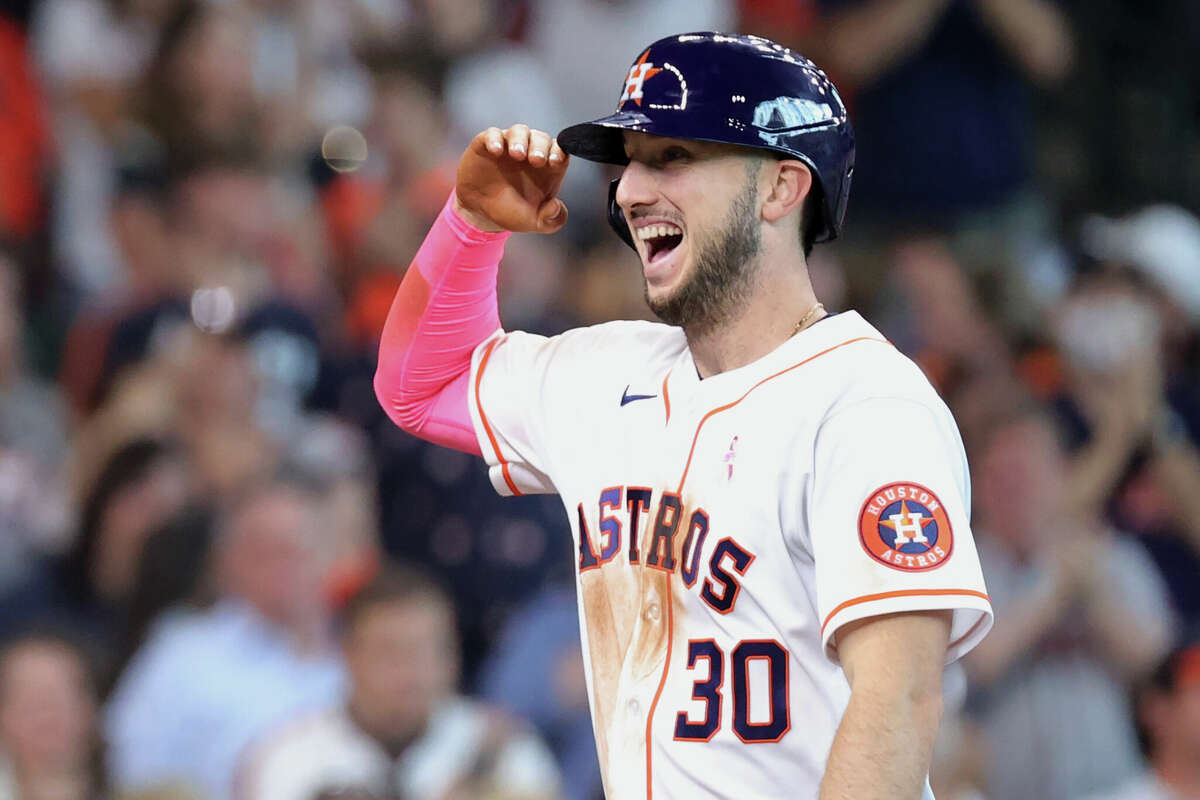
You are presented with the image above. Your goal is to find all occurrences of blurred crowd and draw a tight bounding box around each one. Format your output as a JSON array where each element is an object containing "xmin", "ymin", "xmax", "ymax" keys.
[{"xmin": 0, "ymin": 0, "xmax": 1197, "ymax": 799}]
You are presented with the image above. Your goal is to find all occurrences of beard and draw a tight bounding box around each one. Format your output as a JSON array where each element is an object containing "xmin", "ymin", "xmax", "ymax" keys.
[{"xmin": 645, "ymin": 168, "xmax": 762, "ymax": 331}]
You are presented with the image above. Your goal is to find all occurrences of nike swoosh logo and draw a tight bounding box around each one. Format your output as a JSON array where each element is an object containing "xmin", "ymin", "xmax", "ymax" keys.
[{"xmin": 621, "ymin": 385, "xmax": 659, "ymax": 406}]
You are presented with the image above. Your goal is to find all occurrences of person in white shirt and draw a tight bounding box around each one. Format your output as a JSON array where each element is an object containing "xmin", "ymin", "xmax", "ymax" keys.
[
  {"xmin": 238, "ymin": 563, "xmax": 562, "ymax": 800},
  {"xmin": 105, "ymin": 478, "xmax": 345, "ymax": 800},
  {"xmin": 965, "ymin": 404, "xmax": 1175, "ymax": 799}
]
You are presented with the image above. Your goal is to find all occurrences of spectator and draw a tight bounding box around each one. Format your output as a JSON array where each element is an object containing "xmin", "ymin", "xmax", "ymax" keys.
[
  {"xmin": 239, "ymin": 563, "xmax": 562, "ymax": 800},
  {"xmin": 965, "ymin": 403, "xmax": 1175, "ymax": 800},
  {"xmin": 0, "ymin": 437, "xmax": 194, "ymax": 672},
  {"xmin": 31, "ymin": 0, "xmax": 171, "ymax": 294},
  {"xmin": 67, "ymin": 324, "xmax": 279, "ymax": 511},
  {"xmin": 807, "ymin": 0, "xmax": 1077, "ymax": 333},
  {"xmin": 104, "ymin": 478, "xmax": 344, "ymax": 800},
  {"xmin": 111, "ymin": 504, "xmax": 216, "ymax": 688},
  {"xmin": 813, "ymin": 0, "xmax": 1074, "ymax": 226},
  {"xmin": 1090, "ymin": 640, "xmax": 1200, "ymax": 800},
  {"xmin": 1051, "ymin": 264, "xmax": 1200, "ymax": 625},
  {"xmin": 871, "ymin": 237, "xmax": 1014, "ymax": 395},
  {"xmin": 141, "ymin": 0, "xmax": 258, "ymax": 159},
  {"xmin": 58, "ymin": 153, "xmax": 177, "ymax": 417},
  {"xmin": 0, "ymin": 631, "xmax": 106, "ymax": 800}
]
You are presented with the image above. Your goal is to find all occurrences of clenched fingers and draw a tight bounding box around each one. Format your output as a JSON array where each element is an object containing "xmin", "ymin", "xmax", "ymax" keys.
[
  {"xmin": 476, "ymin": 124, "xmax": 563, "ymax": 168},
  {"xmin": 526, "ymin": 129, "xmax": 553, "ymax": 166},
  {"xmin": 506, "ymin": 124, "xmax": 530, "ymax": 160},
  {"xmin": 483, "ymin": 126, "xmax": 504, "ymax": 156}
]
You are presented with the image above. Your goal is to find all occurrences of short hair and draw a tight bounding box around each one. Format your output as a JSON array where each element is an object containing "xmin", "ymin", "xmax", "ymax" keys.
[
  {"xmin": 800, "ymin": 185, "xmax": 823, "ymax": 258},
  {"xmin": 339, "ymin": 562, "xmax": 454, "ymax": 634},
  {"xmin": 216, "ymin": 473, "xmax": 321, "ymax": 542}
]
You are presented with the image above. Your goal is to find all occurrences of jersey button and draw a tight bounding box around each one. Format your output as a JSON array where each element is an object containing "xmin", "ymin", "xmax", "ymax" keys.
[
  {"xmin": 644, "ymin": 602, "xmax": 661, "ymax": 623},
  {"xmin": 627, "ymin": 698, "xmax": 641, "ymax": 716}
]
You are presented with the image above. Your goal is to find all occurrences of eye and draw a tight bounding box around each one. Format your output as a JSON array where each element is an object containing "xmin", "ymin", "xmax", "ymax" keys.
[{"xmin": 660, "ymin": 146, "xmax": 690, "ymax": 164}]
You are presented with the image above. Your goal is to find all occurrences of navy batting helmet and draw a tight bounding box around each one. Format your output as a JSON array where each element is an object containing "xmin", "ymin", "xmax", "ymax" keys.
[{"xmin": 558, "ymin": 32, "xmax": 855, "ymax": 251}]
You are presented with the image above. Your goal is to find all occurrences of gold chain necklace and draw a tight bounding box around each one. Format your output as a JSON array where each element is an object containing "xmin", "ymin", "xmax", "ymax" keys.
[{"xmin": 791, "ymin": 302, "xmax": 825, "ymax": 337}]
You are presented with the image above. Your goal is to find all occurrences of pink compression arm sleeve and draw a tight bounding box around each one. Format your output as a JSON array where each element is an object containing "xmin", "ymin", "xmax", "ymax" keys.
[{"xmin": 373, "ymin": 191, "xmax": 510, "ymax": 455}]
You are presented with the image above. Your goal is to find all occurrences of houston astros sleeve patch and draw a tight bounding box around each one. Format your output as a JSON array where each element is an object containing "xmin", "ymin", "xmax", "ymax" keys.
[{"xmin": 858, "ymin": 482, "xmax": 953, "ymax": 571}]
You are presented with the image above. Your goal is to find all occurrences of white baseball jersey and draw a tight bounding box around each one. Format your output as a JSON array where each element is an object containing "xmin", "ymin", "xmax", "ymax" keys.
[{"xmin": 466, "ymin": 310, "xmax": 993, "ymax": 800}]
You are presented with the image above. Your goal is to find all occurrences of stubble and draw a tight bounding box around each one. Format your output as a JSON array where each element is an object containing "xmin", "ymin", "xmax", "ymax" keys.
[{"xmin": 646, "ymin": 165, "xmax": 763, "ymax": 333}]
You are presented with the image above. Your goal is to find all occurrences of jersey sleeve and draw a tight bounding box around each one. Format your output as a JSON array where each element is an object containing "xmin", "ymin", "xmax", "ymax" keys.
[
  {"xmin": 469, "ymin": 322, "xmax": 663, "ymax": 497},
  {"xmin": 807, "ymin": 396, "xmax": 993, "ymax": 664},
  {"xmin": 466, "ymin": 331, "xmax": 555, "ymax": 496}
]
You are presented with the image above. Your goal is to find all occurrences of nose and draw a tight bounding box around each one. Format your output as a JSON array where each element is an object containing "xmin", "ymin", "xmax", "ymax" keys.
[{"xmin": 614, "ymin": 159, "xmax": 658, "ymax": 215}]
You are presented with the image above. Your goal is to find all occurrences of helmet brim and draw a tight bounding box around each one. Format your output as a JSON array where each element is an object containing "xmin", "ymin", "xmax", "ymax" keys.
[{"xmin": 557, "ymin": 112, "xmax": 656, "ymax": 165}]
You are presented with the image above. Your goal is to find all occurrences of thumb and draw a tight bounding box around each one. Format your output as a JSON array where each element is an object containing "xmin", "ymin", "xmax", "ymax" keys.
[{"xmin": 536, "ymin": 198, "xmax": 568, "ymax": 233}]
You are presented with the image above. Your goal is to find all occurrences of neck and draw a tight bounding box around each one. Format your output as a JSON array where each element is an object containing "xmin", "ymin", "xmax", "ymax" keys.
[
  {"xmin": 243, "ymin": 599, "xmax": 326, "ymax": 654},
  {"xmin": 684, "ymin": 252, "xmax": 821, "ymax": 378},
  {"xmin": 1155, "ymin": 746, "xmax": 1200, "ymax": 795},
  {"xmin": 286, "ymin": 611, "xmax": 328, "ymax": 654},
  {"xmin": 347, "ymin": 698, "xmax": 423, "ymax": 759}
]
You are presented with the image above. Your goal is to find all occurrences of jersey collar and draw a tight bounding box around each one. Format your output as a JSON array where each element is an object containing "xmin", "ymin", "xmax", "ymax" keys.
[{"xmin": 663, "ymin": 310, "xmax": 882, "ymax": 412}]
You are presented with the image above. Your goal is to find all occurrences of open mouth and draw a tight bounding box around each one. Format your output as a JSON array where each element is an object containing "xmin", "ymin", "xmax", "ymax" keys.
[{"xmin": 637, "ymin": 223, "xmax": 684, "ymax": 264}]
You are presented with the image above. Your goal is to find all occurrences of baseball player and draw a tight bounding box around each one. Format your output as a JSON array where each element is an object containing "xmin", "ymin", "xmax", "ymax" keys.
[{"xmin": 375, "ymin": 32, "xmax": 993, "ymax": 800}]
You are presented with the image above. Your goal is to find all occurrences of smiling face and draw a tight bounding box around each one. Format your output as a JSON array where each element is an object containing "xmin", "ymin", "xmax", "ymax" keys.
[{"xmin": 616, "ymin": 133, "xmax": 767, "ymax": 331}]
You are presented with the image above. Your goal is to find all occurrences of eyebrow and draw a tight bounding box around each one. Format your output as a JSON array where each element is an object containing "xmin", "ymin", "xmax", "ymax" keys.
[{"xmin": 625, "ymin": 139, "xmax": 705, "ymax": 161}]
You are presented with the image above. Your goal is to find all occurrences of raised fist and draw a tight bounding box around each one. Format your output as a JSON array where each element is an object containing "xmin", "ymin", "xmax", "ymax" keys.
[{"xmin": 455, "ymin": 124, "xmax": 570, "ymax": 234}]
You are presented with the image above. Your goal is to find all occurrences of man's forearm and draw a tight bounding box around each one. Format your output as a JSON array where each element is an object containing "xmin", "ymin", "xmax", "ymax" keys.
[
  {"xmin": 974, "ymin": 0, "xmax": 1074, "ymax": 85},
  {"xmin": 373, "ymin": 191, "xmax": 508, "ymax": 453},
  {"xmin": 1152, "ymin": 439, "xmax": 1200, "ymax": 551},
  {"xmin": 964, "ymin": 566, "xmax": 1065, "ymax": 687},
  {"xmin": 1081, "ymin": 561, "xmax": 1172, "ymax": 679},
  {"xmin": 819, "ymin": 684, "xmax": 942, "ymax": 800},
  {"xmin": 823, "ymin": 0, "xmax": 951, "ymax": 86}
]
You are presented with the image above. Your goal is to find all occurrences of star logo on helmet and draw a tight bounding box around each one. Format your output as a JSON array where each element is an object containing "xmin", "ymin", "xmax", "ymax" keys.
[{"xmin": 619, "ymin": 50, "xmax": 664, "ymax": 107}]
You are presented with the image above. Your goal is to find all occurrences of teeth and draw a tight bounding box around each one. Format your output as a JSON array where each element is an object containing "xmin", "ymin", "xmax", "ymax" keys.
[{"xmin": 636, "ymin": 223, "xmax": 683, "ymax": 241}]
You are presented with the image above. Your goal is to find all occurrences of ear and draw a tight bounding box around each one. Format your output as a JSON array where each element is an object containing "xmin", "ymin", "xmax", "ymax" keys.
[{"xmin": 760, "ymin": 159, "xmax": 812, "ymax": 225}]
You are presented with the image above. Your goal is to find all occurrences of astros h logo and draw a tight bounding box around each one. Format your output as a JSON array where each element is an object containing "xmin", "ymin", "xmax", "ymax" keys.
[
  {"xmin": 857, "ymin": 482, "xmax": 955, "ymax": 572},
  {"xmin": 620, "ymin": 50, "xmax": 663, "ymax": 106}
]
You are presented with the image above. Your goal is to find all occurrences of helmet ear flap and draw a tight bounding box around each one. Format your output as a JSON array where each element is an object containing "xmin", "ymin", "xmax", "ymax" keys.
[{"xmin": 607, "ymin": 179, "xmax": 637, "ymax": 251}]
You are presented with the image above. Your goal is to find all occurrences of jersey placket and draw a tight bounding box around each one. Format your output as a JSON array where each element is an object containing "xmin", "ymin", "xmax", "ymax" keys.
[{"xmin": 600, "ymin": 360, "xmax": 705, "ymax": 800}]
